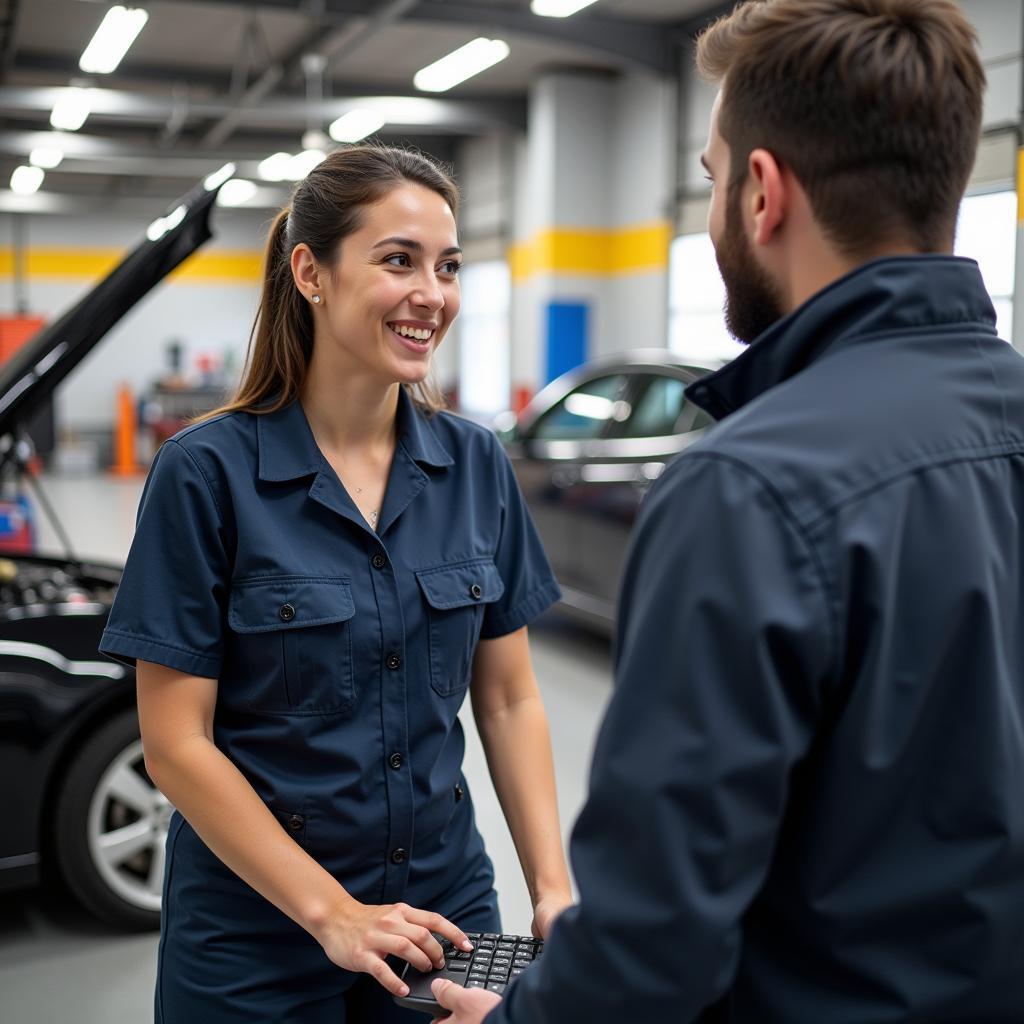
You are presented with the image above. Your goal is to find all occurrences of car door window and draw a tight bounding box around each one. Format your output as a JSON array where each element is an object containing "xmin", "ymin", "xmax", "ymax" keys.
[
  {"xmin": 616, "ymin": 375, "xmax": 708, "ymax": 438},
  {"xmin": 530, "ymin": 374, "xmax": 631, "ymax": 440}
]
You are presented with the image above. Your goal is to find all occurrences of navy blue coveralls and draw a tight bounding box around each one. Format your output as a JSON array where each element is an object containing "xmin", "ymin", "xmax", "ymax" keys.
[
  {"xmin": 99, "ymin": 387, "xmax": 560, "ymax": 1023},
  {"xmin": 490, "ymin": 257, "xmax": 1024, "ymax": 1023}
]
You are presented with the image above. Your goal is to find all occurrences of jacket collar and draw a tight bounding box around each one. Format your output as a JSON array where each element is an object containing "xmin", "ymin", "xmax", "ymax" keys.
[
  {"xmin": 257, "ymin": 386, "xmax": 454, "ymax": 483},
  {"xmin": 686, "ymin": 255, "xmax": 998, "ymax": 420}
]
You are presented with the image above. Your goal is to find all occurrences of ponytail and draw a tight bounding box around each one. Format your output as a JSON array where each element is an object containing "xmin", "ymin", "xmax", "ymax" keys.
[{"xmin": 198, "ymin": 145, "xmax": 458, "ymax": 424}]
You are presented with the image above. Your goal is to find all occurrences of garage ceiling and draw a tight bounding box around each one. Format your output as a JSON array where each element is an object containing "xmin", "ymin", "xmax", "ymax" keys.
[{"xmin": 0, "ymin": 0, "xmax": 730, "ymax": 211}]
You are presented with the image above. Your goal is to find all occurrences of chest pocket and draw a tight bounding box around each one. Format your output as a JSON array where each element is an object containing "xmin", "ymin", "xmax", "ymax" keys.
[
  {"xmin": 228, "ymin": 576, "xmax": 356, "ymax": 715},
  {"xmin": 415, "ymin": 559, "xmax": 505, "ymax": 697}
]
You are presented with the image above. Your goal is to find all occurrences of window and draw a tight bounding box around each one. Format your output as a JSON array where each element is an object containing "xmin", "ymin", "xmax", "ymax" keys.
[
  {"xmin": 668, "ymin": 233, "xmax": 745, "ymax": 364},
  {"xmin": 614, "ymin": 375, "xmax": 697, "ymax": 439},
  {"xmin": 458, "ymin": 260, "xmax": 511, "ymax": 419},
  {"xmin": 954, "ymin": 190, "xmax": 1015, "ymax": 341},
  {"xmin": 531, "ymin": 374, "xmax": 630, "ymax": 441}
]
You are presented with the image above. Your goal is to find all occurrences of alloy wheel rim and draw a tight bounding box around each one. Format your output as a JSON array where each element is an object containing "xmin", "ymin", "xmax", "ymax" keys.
[{"xmin": 85, "ymin": 738, "xmax": 169, "ymax": 912}]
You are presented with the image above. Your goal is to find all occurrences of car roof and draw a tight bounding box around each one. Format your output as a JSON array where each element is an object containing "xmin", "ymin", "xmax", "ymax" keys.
[{"xmin": 519, "ymin": 349, "xmax": 721, "ymax": 427}]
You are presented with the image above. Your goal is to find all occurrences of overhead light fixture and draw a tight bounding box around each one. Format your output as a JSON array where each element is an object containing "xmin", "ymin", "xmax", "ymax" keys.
[
  {"xmin": 50, "ymin": 87, "xmax": 92, "ymax": 131},
  {"xmin": 413, "ymin": 37, "xmax": 510, "ymax": 93},
  {"xmin": 287, "ymin": 149, "xmax": 326, "ymax": 180},
  {"xmin": 329, "ymin": 109, "xmax": 386, "ymax": 144},
  {"xmin": 531, "ymin": 0, "xmax": 600, "ymax": 14},
  {"xmin": 10, "ymin": 166, "xmax": 45, "ymax": 196},
  {"xmin": 79, "ymin": 5, "xmax": 149, "ymax": 74},
  {"xmin": 301, "ymin": 129, "xmax": 331, "ymax": 152},
  {"xmin": 29, "ymin": 147, "xmax": 64, "ymax": 169},
  {"xmin": 217, "ymin": 179, "xmax": 259, "ymax": 207},
  {"xmin": 257, "ymin": 152, "xmax": 294, "ymax": 182},
  {"xmin": 257, "ymin": 150, "xmax": 326, "ymax": 182}
]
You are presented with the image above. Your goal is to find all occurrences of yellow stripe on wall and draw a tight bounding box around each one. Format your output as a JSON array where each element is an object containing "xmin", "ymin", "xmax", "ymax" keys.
[
  {"xmin": 509, "ymin": 221, "xmax": 672, "ymax": 282},
  {"xmin": 0, "ymin": 247, "xmax": 262, "ymax": 283},
  {"xmin": 1018, "ymin": 149, "xmax": 1024, "ymax": 225}
]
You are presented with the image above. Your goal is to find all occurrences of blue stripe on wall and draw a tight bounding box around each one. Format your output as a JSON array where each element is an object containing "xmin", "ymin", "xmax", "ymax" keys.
[{"xmin": 545, "ymin": 302, "xmax": 588, "ymax": 384}]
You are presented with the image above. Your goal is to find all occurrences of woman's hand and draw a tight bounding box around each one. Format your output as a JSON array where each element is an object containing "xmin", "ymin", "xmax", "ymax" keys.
[
  {"xmin": 316, "ymin": 901, "xmax": 474, "ymax": 997},
  {"xmin": 531, "ymin": 889, "xmax": 574, "ymax": 939}
]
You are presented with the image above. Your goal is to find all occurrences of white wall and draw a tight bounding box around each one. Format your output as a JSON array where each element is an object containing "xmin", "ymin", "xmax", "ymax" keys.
[{"xmin": 965, "ymin": 0, "xmax": 1022, "ymax": 129}]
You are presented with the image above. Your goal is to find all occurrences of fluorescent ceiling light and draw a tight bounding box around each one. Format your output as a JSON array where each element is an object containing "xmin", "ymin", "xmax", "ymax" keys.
[
  {"xmin": 29, "ymin": 147, "xmax": 64, "ymax": 169},
  {"xmin": 302, "ymin": 129, "xmax": 331, "ymax": 152},
  {"xmin": 79, "ymin": 5, "xmax": 149, "ymax": 74},
  {"xmin": 329, "ymin": 110, "xmax": 386, "ymax": 144},
  {"xmin": 50, "ymin": 88, "xmax": 92, "ymax": 131},
  {"xmin": 287, "ymin": 149, "xmax": 326, "ymax": 180},
  {"xmin": 413, "ymin": 37, "xmax": 510, "ymax": 93},
  {"xmin": 11, "ymin": 166, "xmax": 45, "ymax": 196},
  {"xmin": 204, "ymin": 162, "xmax": 236, "ymax": 191},
  {"xmin": 258, "ymin": 152, "xmax": 294, "ymax": 182},
  {"xmin": 531, "ymin": 0, "xmax": 600, "ymax": 14},
  {"xmin": 217, "ymin": 179, "xmax": 259, "ymax": 207},
  {"xmin": 257, "ymin": 150, "xmax": 325, "ymax": 182}
]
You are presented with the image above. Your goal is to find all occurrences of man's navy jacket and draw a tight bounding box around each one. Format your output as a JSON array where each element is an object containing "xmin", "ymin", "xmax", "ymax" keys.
[{"xmin": 491, "ymin": 257, "xmax": 1024, "ymax": 1023}]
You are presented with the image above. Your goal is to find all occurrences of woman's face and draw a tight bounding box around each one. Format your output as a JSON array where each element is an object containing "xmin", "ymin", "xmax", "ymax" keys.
[{"xmin": 314, "ymin": 181, "xmax": 462, "ymax": 386}]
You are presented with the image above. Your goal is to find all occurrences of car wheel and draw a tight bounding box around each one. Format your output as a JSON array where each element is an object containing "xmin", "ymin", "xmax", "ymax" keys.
[{"xmin": 53, "ymin": 709, "xmax": 169, "ymax": 930}]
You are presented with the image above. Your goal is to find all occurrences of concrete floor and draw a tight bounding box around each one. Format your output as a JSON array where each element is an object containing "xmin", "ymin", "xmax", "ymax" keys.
[{"xmin": 0, "ymin": 472, "xmax": 614, "ymax": 1023}]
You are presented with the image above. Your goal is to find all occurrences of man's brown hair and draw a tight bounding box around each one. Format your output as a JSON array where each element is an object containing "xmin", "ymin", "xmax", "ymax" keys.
[{"xmin": 696, "ymin": 0, "xmax": 986, "ymax": 256}]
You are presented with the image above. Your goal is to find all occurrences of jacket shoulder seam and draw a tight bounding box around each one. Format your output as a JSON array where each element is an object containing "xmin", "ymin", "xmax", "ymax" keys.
[
  {"xmin": 678, "ymin": 451, "xmax": 838, "ymax": 676},
  {"xmin": 802, "ymin": 437, "xmax": 1024, "ymax": 533}
]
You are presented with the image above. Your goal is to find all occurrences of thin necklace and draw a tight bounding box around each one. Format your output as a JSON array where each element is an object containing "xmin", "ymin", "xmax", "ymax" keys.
[{"xmin": 351, "ymin": 485, "xmax": 378, "ymax": 526}]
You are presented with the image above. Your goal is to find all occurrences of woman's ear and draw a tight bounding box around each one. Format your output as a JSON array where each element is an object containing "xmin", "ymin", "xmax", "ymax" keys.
[
  {"xmin": 290, "ymin": 243, "xmax": 322, "ymax": 303},
  {"xmin": 747, "ymin": 148, "xmax": 786, "ymax": 247}
]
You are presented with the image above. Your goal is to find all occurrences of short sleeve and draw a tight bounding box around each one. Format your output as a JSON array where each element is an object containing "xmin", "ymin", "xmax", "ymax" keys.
[
  {"xmin": 99, "ymin": 439, "xmax": 231, "ymax": 678},
  {"xmin": 480, "ymin": 441, "xmax": 561, "ymax": 639}
]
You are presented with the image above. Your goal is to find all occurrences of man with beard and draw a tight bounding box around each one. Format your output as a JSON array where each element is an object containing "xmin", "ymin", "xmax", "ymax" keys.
[{"xmin": 434, "ymin": 1, "xmax": 1024, "ymax": 1021}]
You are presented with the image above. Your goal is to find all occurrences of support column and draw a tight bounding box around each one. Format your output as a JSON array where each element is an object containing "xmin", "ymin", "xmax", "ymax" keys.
[
  {"xmin": 509, "ymin": 69, "xmax": 677, "ymax": 407},
  {"xmin": 1015, "ymin": 149, "xmax": 1024, "ymax": 353}
]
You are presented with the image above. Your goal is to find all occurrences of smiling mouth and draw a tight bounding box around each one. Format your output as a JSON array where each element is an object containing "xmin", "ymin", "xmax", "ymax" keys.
[{"xmin": 388, "ymin": 322, "xmax": 436, "ymax": 343}]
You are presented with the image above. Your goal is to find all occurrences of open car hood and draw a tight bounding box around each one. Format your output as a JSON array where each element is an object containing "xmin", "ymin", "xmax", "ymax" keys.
[{"xmin": 0, "ymin": 177, "xmax": 223, "ymax": 442}]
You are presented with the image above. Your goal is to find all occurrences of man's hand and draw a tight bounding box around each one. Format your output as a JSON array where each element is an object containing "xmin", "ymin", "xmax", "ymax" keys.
[{"xmin": 430, "ymin": 978, "xmax": 502, "ymax": 1023}]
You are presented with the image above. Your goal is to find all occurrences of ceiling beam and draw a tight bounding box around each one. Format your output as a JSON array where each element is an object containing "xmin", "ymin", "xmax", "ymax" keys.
[
  {"xmin": 153, "ymin": 0, "xmax": 680, "ymax": 74},
  {"xmin": 0, "ymin": 183, "xmax": 289, "ymax": 214},
  {"xmin": 0, "ymin": 86, "xmax": 526, "ymax": 133},
  {"xmin": 0, "ymin": 127, "xmax": 460, "ymax": 180},
  {"xmin": 10, "ymin": 51, "xmax": 232, "ymax": 92},
  {"xmin": 0, "ymin": 0, "xmax": 24, "ymax": 77}
]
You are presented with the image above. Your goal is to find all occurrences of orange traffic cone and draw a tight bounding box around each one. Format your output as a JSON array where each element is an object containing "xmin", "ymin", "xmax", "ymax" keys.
[{"xmin": 109, "ymin": 383, "xmax": 144, "ymax": 476}]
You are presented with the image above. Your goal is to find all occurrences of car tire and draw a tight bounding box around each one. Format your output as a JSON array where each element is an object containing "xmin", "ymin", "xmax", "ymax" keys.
[{"xmin": 53, "ymin": 709, "xmax": 168, "ymax": 931}]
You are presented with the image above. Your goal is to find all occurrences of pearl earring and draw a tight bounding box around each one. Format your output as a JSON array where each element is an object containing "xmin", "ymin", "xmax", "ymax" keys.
[{"xmin": 311, "ymin": 294, "xmax": 321, "ymax": 304}]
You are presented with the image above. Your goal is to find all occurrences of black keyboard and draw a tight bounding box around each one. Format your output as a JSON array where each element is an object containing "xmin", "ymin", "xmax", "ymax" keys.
[{"xmin": 394, "ymin": 932, "xmax": 544, "ymax": 1014}]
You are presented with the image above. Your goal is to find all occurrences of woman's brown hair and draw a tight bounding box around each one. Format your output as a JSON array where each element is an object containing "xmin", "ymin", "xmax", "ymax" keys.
[{"xmin": 206, "ymin": 145, "xmax": 460, "ymax": 421}]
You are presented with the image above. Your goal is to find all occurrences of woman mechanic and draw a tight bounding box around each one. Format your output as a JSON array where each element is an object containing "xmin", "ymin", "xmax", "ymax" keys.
[{"xmin": 99, "ymin": 145, "xmax": 572, "ymax": 1022}]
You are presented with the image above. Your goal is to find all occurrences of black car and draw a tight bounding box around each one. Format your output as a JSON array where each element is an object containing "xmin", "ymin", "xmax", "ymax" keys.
[
  {"xmin": 0, "ymin": 176, "xmax": 224, "ymax": 930},
  {"xmin": 500, "ymin": 351, "xmax": 718, "ymax": 632}
]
